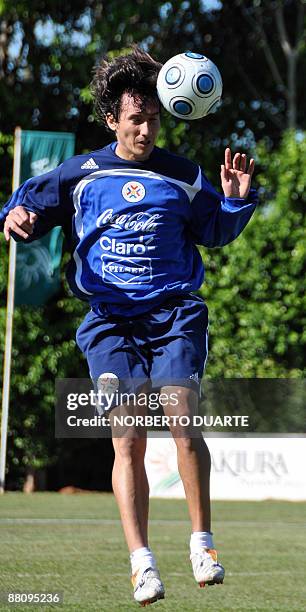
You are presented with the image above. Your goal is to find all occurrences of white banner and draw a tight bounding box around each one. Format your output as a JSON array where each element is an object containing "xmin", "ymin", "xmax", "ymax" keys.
[{"xmin": 145, "ymin": 436, "xmax": 306, "ymax": 501}]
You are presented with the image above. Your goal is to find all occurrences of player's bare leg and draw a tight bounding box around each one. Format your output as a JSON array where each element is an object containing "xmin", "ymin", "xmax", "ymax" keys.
[
  {"xmin": 110, "ymin": 392, "xmax": 165, "ymax": 605},
  {"xmin": 110, "ymin": 385, "xmax": 150, "ymax": 551},
  {"xmin": 162, "ymin": 386, "xmax": 211, "ymax": 531},
  {"xmin": 162, "ymin": 385, "xmax": 224, "ymax": 588},
  {"xmin": 112, "ymin": 433, "xmax": 149, "ymax": 550}
]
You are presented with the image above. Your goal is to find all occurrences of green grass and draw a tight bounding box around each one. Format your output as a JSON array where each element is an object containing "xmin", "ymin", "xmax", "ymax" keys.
[{"xmin": 0, "ymin": 494, "xmax": 306, "ymax": 611}]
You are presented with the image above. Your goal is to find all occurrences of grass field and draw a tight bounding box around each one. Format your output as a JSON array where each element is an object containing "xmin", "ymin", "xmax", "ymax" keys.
[{"xmin": 0, "ymin": 494, "xmax": 305, "ymax": 612}]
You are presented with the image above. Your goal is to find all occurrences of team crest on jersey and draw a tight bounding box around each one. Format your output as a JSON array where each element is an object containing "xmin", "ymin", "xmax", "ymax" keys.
[{"xmin": 122, "ymin": 181, "xmax": 146, "ymax": 203}]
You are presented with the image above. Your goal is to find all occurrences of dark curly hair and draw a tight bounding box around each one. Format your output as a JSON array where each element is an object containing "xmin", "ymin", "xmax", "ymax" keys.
[{"xmin": 91, "ymin": 46, "xmax": 162, "ymax": 127}]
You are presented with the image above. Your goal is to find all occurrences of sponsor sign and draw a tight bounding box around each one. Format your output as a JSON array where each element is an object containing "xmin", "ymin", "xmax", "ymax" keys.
[{"xmin": 145, "ymin": 436, "xmax": 306, "ymax": 501}]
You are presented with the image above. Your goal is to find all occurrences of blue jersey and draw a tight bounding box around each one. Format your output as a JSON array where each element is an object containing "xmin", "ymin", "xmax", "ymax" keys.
[{"xmin": 0, "ymin": 143, "xmax": 258, "ymax": 315}]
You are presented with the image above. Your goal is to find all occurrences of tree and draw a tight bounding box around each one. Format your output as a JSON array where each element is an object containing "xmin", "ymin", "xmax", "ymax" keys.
[
  {"xmin": 200, "ymin": 129, "xmax": 306, "ymax": 378},
  {"xmin": 237, "ymin": 0, "xmax": 305, "ymax": 130}
]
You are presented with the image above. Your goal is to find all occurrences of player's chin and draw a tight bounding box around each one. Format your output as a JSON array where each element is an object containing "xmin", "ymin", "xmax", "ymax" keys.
[{"xmin": 134, "ymin": 142, "xmax": 153, "ymax": 159}]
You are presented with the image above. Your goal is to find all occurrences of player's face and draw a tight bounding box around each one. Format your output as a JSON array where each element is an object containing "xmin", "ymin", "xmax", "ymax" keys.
[{"xmin": 106, "ymin": 92, "xmax": 160, "ymax": 161}]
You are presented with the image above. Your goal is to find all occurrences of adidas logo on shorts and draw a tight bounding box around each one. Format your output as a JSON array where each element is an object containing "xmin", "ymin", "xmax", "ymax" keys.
[
  {"xmin": 190, "ymin": 372, "xmax": 199, "ymax": 383},
  {"xmin": 81, "ymin": 157, "xmax": 99, "ymax": 170}
]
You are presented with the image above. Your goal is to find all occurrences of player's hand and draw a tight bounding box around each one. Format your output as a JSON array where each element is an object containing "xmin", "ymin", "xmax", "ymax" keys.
[
  {"xmin": 221, "ymin": 147, "xmax": 255, "ymax": 199},
  {"xmin": 3, "ymin": 206, "xmax": 38, "ymax": 241}
]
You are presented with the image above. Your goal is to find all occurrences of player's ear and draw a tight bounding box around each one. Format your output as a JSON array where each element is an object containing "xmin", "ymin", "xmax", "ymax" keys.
[{"xmin": 106, "ymin": 113, "xmax": 117, "ymax": 131}]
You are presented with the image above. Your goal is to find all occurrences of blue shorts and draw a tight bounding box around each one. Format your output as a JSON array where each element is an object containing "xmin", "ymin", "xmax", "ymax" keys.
[{"xmin": 76, "ymin": 293, "xmax": 209, "ymax": 406}]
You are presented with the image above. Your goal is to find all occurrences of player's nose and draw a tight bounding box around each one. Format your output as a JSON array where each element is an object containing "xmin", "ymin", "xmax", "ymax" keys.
[{"xmin": 140, "ymin": 121, "xmax": 150, "ymax": 136}]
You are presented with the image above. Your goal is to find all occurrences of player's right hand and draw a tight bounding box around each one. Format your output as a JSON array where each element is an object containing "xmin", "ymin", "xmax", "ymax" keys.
[{"xmin": 3, "ymin": 206, "xmax": 38, "ymax": 241}]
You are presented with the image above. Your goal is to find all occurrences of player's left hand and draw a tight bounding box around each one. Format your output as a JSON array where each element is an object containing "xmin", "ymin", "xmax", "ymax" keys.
[{"xmin": 221, "ymin": 147, "xmax": 255, "ymax": 199}]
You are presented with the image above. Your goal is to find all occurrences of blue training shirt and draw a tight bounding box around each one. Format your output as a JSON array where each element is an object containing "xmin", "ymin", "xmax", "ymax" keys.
[{"xmin": 0, "ymin": 142, "xmax": 258, "ymax": 315}]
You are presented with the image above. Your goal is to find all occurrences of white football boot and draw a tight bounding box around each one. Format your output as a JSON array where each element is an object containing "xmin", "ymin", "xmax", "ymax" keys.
[
  {"xmin": 190, "ymin": 548, "xmax": 225, "ymax": 588},
  {"xmin": 132, "ymin": 567, "xmax": 165, "ymax": 606}
]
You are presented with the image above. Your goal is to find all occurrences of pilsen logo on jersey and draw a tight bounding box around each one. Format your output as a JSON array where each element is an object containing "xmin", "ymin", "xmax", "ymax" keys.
[
  {"xmin": 102, "ymin": 254, "xmax": 153, "ymax": 285},
  {"xmin": 122, "ymin": 181, "xmax": 146, "ymax": 203}
]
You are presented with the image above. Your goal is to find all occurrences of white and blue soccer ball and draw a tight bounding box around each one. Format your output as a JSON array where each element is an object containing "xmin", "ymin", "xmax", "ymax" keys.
[{"xmin": 157, "ymin": 51, "xmax": 223, "ymax": 120}]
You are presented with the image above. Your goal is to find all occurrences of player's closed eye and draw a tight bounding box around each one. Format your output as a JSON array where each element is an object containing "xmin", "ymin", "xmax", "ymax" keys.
[{"xmin": 131, "ymin": 117, "xmax": 158, "ymax": 125}]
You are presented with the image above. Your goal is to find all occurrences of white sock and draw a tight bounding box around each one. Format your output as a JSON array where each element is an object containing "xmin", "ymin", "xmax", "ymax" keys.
[
  {"xmin": 190, "ymin": 531, "xmax": 214, "ymax": 554},
  {"xmin": 130, "ymin": 547, "xmax": 157, "ymax": 575}
]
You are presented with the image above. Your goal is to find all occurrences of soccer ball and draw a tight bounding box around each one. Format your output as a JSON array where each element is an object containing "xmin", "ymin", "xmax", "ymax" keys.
[{"xmin": 157, "ymin": 51, "xmax": 222, "ymax": 120}]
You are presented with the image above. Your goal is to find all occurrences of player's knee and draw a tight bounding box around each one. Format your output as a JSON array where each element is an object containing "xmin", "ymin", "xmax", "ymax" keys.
[
  {"xmin": 163, "ymin": 385, "xmax": 198, "ymax": 415},
  {"xmin": 113, "ymin": 437, "xmax": 146, "ymax": 463}
]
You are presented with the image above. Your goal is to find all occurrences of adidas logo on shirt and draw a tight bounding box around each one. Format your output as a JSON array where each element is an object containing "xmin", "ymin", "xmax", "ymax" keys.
[{"xmin": 81, "ymin": 157, "xmax": 99, "ymax": 170}]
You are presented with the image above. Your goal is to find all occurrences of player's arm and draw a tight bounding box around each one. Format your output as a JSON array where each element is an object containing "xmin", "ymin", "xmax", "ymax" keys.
[
  {"xmin": 189, "ymin": 148, "xmax": 258, "ymax": 248},
  {"xmin": 0, "ymin": 165, "xmax": 65, "ymax": 243}
]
